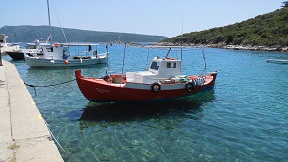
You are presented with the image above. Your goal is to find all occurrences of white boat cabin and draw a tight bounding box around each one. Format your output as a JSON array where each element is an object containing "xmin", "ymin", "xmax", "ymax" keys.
[
  {"xmin": 37, "ymin": 43, "xmax": 98, "ymax": 60},
  {"xmin": 39, "ymin": 43, "xmax": 69, "ymax": 60},
  {"xmin": 126, "ymin": 56, "xmax": 182, "ymax": 84},
  {"xmin": 25, "ymin": 41, "xmax": 51, "ymax": 50}
]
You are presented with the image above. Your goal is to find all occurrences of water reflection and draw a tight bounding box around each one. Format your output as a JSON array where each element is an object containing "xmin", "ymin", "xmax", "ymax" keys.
[
  {"xmin": 78, "ymin": 91, "xmax": 215, "ymax": 130},
  {"xmin": 24, "ymin": 63, "xmax": 108, "ymax": 86}
]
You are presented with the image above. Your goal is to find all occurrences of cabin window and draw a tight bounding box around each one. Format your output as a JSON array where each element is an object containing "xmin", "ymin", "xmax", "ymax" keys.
[
  {"xmin": 172, "ymin": 63, "xmax": 176, "ymax": 68},
  {"xmin": 167, "ymin": 62, "xmax": 171, "ymax": 68},
  {"xmin": 167, "ymin": 62, "xmax": 176, "ymax": 68},
  {"xmin": 27, "ymin": 45, "xmax": 36, "ymax": 49},
  {"xmin": 47, "ymin": 47, "xmax": 53, "ymax": 52},
  {"xmin": 150, "ymin": 61, "xmax": 159, "ymax": 70}
]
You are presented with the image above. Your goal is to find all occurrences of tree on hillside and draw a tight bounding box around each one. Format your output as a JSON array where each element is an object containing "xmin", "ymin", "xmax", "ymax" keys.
[
  {"xmin": 282, "ymin": 1, "xmax": 288, "ymax": 7},
  {"xmin": 162, "ymin": 8, "xmax": 288, "ymax": 48}
]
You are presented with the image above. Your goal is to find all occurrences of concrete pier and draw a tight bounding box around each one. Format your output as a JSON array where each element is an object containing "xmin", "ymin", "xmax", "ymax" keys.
[{"xmin": 0, "ymin": 60, "xmax": 63, "ymax": 162}]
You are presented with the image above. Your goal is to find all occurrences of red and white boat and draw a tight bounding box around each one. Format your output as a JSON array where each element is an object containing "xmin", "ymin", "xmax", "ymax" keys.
[{"xmin": 75, "ymin": 48, "xmax": 218, "ymax": 102}]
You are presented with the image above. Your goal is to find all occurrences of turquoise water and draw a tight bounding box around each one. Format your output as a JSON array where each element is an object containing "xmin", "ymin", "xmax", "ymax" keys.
[{"xmin": 3, "ymin": 45, "xmax": 288, "ymax": 161}]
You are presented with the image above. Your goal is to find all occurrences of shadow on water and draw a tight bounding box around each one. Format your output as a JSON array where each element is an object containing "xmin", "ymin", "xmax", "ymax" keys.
[
  {"xmin": 25, "ymin": 63, "xmax": 108, "ymax": 71},
  {"xmin": 78, "ymin": 91, "xmax": 215, "ymax": 129},
  {"xmin": 24, "ymin": 63, "xmax": 108, "ymax": 83}
]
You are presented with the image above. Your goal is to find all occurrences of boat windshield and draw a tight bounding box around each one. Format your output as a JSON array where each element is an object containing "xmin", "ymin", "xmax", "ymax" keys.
[
  {"xmin": 27, "ymin": 45, "xmax": 36, "ymax": 49},
  {"xmin": 150, "ymin": 61, "xmax": 159, "ymax": 70}
]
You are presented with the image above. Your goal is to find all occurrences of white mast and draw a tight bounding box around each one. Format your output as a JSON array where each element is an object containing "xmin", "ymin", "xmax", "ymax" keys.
[{"xmin": 47, "ymin": 0, "xmax": 52, "ymax": 42}]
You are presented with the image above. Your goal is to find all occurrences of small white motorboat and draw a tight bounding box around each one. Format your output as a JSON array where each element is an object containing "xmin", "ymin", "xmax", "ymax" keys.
[
  {"xmin": 0, "ymin": 34, "xmax": 20, "ymax": 54},
  {"xmin": 266, "ymin": 59, "xmax": 288, "ymax": 64},
  {"xmin": 6, "ymin": 39, "xmax": 51, "ymax": 60}
]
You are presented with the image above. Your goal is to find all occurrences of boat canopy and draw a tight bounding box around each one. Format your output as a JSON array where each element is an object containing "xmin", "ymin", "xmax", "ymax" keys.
[{"xmin": 61, "ymin": 43, "xmax": 99, "ymax": 46}]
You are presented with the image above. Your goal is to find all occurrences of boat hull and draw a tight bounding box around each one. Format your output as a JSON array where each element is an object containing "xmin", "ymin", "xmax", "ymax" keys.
[
  {"xmin": 6, "ymin": 51, "xmax": 25, "ymax": 60},
  {"xmin": 25, "ymin": 55, "xmax": 108, "ymax": 67},
  {"xmin": 75, "ymin": 70, "xmax": 218, "ymax": 102}
]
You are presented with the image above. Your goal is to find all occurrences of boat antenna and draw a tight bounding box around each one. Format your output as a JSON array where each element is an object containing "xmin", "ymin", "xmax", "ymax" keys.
[
  {"xmin": 165, "ymin": 47, "xmax": 172, "ymax": 58},
  {"xmin": 106, "ymin": 43, "xmax": 109, "ymax": 55},
  {"xmin": 105, "ymin": 67, "xmax": 108, "ymax": 76},
  {"xmin": 119, "ymin": 43, "xmax": 127, "ymax": 86},
  {"xmin": 146, "ymin": 48, "xmax": 150, "ymax": 70},
  {"xmin": 180, "ymin": 11, "xmax": 183, "ymax": 60},
  {"xmin": 121, "ymin": 43, "xmax": 127, "ymax": 81},
  {"xmin": 47, "ymin": 0, "xmax": 52, "ymax": 43},
  {"xmin": 201, "ymin": 48, "xmax": 207, "ymax": 75}
]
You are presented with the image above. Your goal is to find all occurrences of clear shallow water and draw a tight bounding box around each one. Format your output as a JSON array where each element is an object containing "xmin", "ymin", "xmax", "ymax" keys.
[{"xmin": 3, "ymin": 45, "xmax": 288, "ymax": 161}]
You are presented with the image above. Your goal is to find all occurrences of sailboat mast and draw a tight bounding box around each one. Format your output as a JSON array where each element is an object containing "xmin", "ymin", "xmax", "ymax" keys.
[
  {"xmin": 181, "ymin": 11, "xmax": 183, "ymax": 61},
  {"xmin": 47, "ymin": 0, "xmax": 52, "ymax": 42}
]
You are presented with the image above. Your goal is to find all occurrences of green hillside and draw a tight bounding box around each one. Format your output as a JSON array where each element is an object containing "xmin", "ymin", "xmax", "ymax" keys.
[
  {"xmin": 164, "ymin": 8, "xmax": 288, "ymax": 48},
  {"xmin": 0, "ymin": 25, "xmax": 166, "ymax": 43}
]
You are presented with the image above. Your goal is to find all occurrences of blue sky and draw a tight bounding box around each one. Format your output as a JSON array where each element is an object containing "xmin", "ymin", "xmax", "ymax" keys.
[{"xmin": 0, "ymin": 0, "xmax": 284, "ymax": 37}]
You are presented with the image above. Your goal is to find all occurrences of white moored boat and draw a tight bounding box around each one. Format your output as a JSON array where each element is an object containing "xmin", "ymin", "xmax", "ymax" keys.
[
  {"xmin": 6, "ymin": 39, "xmax": 51, "ymax": 60},
  {"xmin": 24, "ymin": 0, "xmax": 109, "ymax": 68},
  {"xmin": 25, "ymin": 43, "xmax": 108, "ymax": 67},
  {"xmin": 0, "ymin": 34, "xmax": 20, "ymax": 54},
  {"xmin": 266, "ymin": 59, "xmax": 288, "ymax": 64}
]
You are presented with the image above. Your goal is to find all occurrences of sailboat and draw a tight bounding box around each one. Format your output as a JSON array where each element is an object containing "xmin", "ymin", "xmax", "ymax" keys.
[{"xmin": 25, "ymin": 0, "xmax": 108, "ymax": 67}]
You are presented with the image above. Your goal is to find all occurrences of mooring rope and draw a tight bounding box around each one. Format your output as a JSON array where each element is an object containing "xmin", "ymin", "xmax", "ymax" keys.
[
  {"xmin": 42, "ymin": 115, "xmax": 81, "ymax": 162},
  {"xmin": 24, "ymin": 79, "xmax": 76, "ymax": 96}
]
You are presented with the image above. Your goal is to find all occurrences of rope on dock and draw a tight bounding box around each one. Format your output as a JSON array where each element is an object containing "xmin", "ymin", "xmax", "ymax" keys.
[
  {"xmin": 25, "ymin": 79, "xmax": 83, "ymax": 160},
  {"xmin": 42, "ymin": 115, "xmax": 81, "ymax": 162},
  {"xmin": 24, "ymin": 79, "xmax": 76, "ymax": 96}
]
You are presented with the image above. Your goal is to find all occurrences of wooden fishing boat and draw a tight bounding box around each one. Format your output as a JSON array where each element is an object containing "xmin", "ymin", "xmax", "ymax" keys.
[{"xmin": 75, "ymin": 48, "xmax": 218, "ymax": 102}]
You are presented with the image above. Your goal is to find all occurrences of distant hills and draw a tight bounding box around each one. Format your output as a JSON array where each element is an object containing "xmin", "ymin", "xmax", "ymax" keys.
[
  {"xmin": 2, "ymin": 8, "xmax": 288, "ymax": 52},
  {"xmin": 163, "ymin": 8, "xmax": 288, "ymax": 51},
  {"xmin": 0, "ymin": 25, "xmax": 166, "ymax": 43}
]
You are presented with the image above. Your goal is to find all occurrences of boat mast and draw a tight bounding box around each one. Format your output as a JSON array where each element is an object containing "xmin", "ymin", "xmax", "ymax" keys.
[
  {"xmin": 47, "ymin": 0, "xmax": 52, "ymax": 42},
  {"xmin": 201, "ymin": 48, "xmax": 207, "ymax": 75},
  {"xmin": 121, "ymin": 43, "xmax": 127, "ymax": 76},
  {"xmin": 181, "ymin": 11, "xmax": 183, "ymax": 60}
]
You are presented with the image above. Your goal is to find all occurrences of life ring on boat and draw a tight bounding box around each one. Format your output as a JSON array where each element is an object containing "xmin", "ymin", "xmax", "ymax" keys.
[
  {"xmin": 166, "ymin": 57, "xmax": 175, "ymax": 60},
  {"xmin": 54, "ymin": 43, "xmax": 61, "ymax": 47},
  {"xmin": 151, "ymin": 82, "xmax": 161, "ymax": 92},
  {"xmin": 185, "ymin": 82, "xmax": 194, "ymax": 92}
]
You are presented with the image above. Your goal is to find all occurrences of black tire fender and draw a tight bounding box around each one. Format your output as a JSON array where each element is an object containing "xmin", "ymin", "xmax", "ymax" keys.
[
  {"xmin": 186, "ymin": 82, "xmax": 194, "ymax": 92},
  {"xmin": 151, "ymin": 82, "xmax": 161, "ymax": 92}
]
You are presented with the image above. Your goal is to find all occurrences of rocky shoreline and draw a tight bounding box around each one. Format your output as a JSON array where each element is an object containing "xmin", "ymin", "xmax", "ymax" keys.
[
  {"xmin": 154, "ymin": 42, "xmax": 288, "ymax": 52},
  {"xmin": 208, "ymin": 44, "xmax": 288, "ymax": 52}
]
